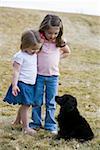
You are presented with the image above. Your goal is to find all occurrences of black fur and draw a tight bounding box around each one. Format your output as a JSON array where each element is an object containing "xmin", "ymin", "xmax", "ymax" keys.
[{"xmin": 55, "ymin": 94, "xmax": 94, "ymax": 142}]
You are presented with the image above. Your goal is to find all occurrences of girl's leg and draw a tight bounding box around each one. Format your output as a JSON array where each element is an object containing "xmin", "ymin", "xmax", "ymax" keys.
[
  {"xmin": 29, "ymin": 75, "xmax": 44, "ymax": 129},
  {"xmin": 44, "ymin": 76, "xmax": 59, "ymax": 133},
  {"xmin": 20, "ymin": 105, "xmax": 36, "ymax": 136},
  {"xmin": 12, "ymin": 106, "xmax": 22, "ymax": 125}
]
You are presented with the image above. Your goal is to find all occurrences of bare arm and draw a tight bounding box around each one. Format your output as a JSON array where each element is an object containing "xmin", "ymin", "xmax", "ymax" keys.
[
  {"xmin": 60, "ymin": 44, "xmax": 71, "ymax": 59},
  {"xmin": 12, "ymin": 61, "xmax": 21, "ymax": 96}
]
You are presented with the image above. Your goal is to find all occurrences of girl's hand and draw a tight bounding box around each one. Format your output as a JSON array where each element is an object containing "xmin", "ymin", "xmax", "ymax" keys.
[
  {"xmin": 60, "ymin": 45, "xmax": 71, "ymax": 59},
  {"xmin": 12, "ymin": 61, "xmax": 21, "ymax": 96},
  {"xmin": 12, "ymin": 85, "xmax": 20, "ymax": 96}
]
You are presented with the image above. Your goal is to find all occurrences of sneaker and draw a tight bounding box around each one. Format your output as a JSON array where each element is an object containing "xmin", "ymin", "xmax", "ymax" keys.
[
  {"xmin": 29, "ymin": 122, "xmax": 43, "ymax": 131},
  {"xmin": 50, "ymin": 130, "xmax": 58, "ymax": 135}
]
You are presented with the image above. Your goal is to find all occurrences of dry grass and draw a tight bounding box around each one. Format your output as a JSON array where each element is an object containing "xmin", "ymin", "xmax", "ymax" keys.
[{"xmin": 0, "ymin": 7, "xmax": 100, "ymax": 150}]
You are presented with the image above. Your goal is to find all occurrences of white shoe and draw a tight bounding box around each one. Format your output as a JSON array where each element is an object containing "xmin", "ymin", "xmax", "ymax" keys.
[{"xmin": 50, "ymin": 130, "xmax": 58, "ymax": 135}]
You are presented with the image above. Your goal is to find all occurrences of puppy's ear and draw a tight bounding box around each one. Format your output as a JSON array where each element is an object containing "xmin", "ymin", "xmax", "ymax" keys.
[{"xmin": 64, "ymin": 96, "xmax": 77, "ymax": 112}]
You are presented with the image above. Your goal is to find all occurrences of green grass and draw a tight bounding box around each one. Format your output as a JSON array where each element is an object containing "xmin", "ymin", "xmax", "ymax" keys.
[{"xmin": 0, "ymin": 7, "xmax": 100, "ymax": 150}]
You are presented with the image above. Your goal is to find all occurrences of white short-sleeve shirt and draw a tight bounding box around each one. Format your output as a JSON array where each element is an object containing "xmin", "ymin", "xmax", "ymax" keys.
[{"xmin": 13, "ymin": 51, "xmax": 37, "ymax": 85}]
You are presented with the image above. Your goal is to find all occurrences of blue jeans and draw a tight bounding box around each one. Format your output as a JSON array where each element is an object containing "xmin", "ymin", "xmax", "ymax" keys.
[{"xmin": 30, "ymin": 74, "xmax": 59, "ymax": 131}]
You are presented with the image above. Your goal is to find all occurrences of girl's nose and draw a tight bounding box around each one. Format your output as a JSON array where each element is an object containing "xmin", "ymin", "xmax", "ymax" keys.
[{"xmin": 51, "ymin": 34, "xmax": 55, "ymax": 39}]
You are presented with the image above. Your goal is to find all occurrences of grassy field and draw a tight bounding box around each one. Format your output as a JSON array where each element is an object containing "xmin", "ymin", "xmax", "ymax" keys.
[{"xmin": 0, "ymin": 7, "xmax": 100, "ymax": 150}]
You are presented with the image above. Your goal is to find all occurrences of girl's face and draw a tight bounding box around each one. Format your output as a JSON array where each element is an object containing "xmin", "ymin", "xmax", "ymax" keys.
[
  {"xmin": 44, "ymin": 26, "xmax": 60, "ymax": 42},
  {"xmin": 24, "ymin": 43, "xmax": 42, "ymax": 55}
]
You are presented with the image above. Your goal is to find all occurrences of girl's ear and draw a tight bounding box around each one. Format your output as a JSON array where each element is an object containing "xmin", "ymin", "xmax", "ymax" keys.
[{"xmin": 40, "ymin": 32, "xmax": 46, "ymax": 40}]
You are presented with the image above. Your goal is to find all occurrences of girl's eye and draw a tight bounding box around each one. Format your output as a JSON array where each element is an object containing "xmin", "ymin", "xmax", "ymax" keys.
[
  {"xmin": 55, "ymin": 32, "xmax": 58, "ymax": 35},
  {"xmin": 47, "ymin": 32, "xmax": 52, "ymax": 35},
  {"xmin": 49, "ymin": 32, "xmax": 58, "ymax": 34}
]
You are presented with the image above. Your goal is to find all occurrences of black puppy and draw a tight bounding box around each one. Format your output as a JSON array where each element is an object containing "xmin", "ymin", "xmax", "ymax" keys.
[{"xmin": 55, "ymin": 94, "xmax": 94, "ymax": 142}]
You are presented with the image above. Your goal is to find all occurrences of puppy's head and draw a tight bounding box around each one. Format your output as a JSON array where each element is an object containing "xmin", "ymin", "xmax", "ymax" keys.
[{"xmin": 55, "ymin": 94, "xmax": 77, "ymax": 112}]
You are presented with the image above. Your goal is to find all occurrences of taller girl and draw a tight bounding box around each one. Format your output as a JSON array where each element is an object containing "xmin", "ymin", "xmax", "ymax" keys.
[{"xmin": 30, "ymin": 14, "xmax": 71, "ymax": 134}]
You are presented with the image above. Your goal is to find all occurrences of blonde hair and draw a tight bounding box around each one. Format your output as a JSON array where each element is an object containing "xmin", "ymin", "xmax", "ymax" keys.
[{"xmin": 20, "ymin": 30, "xmax": 42, "ymax": 50}]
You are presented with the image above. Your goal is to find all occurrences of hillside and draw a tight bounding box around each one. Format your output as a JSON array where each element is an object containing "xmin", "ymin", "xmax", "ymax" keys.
[{"xmin": 0, "ymin": 7, "xmax": 100, "ymax": 150}]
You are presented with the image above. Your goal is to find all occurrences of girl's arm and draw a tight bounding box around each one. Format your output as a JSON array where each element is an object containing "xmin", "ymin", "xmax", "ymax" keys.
[
  {"xmin": 12, "ymin": 61, "xmax": 21, "ymax": 96},
  {"xmin": 60, "ymin": 44, "xmax": 71, "ymax": 59}
]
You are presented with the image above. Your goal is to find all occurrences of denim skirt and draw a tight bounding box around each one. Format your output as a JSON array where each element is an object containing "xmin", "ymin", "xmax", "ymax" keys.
[{"xmin": 3, "ymin": 81, "xmax": 35, "ymax": 105}]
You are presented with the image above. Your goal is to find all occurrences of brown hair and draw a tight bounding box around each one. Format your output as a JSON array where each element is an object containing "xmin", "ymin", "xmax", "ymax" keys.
[
  {"xmin": 20, "ymin": 30, "xmax": 42, "ymax": 50},
  {"xmin": 39, "ymin": 14, "xmax": 66, "ymax": 47}
]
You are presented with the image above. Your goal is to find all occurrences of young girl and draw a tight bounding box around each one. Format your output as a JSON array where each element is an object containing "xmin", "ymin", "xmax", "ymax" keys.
[
  {"xmin": 3, "ymin": 30, "xmax": 42, "ymax": 136},
  {"xmin": 30, "ymin": 14, "xmax": 71, "ymax": 134}
]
